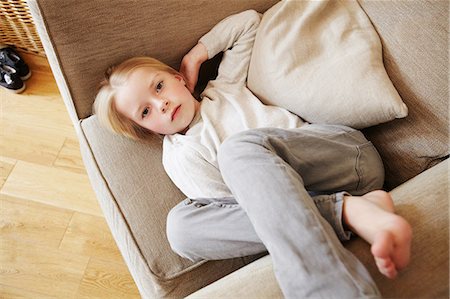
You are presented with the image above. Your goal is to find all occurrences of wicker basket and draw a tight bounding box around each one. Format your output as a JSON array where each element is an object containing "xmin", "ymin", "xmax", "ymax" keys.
[{"xmin": 0, "ymin": 0, "xmax": 45, "ymax": 56}]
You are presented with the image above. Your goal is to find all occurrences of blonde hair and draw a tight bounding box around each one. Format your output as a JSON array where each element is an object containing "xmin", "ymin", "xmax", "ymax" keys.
[{"xmin": 93, "ymin": 56, "xmax": 179, "ymax": 140}]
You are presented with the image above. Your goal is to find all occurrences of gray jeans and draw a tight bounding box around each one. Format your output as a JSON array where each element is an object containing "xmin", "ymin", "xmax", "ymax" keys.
[{"xmin": 166, "ymin": 124, "xmax": 384, "ymax": 298}]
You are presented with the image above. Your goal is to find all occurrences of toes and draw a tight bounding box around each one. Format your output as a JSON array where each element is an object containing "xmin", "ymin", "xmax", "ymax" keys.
[
  {"xmin": 375, "ymin": 256, "xmax": 391, "ymax": 268},
  {"xmin": 383, "ymin": 264, "xmax": 398, "ymax": 279},
  {"xmin": 372, "ymin": 231, "xmax": 400, "ymax": 279},
  {"xmin": 383, "ymin": 263, "xmax": 397, "ymax": 279},
  {"xmin": 375, "ymin": 256, "xmax": 398, "ymax": 279}
]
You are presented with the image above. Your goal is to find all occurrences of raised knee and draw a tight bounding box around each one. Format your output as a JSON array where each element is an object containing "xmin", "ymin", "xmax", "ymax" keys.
[
  {"xmin": 358, "ymin": 143, "xmax": 385, "ymax": 192},
  {"xmin": 218, "ymin": 129, "xmax": 268, "ymax": 167},
  {"xmin": 166, "ymin": 205, "xmax": 202, "ymax": 262}
]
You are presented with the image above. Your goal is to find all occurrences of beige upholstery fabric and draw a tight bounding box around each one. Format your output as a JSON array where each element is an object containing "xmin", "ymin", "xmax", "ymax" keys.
[
  {"xmin": 188, "ymin": 160, "xmax": 449, "ymax": 299},
  {"xmin": 79, "ymin": 115, "xmax": 267, "ymax": 297},
  {"xmin": 187, "ymin": 255, "xmax": 281, "ymax": 299},
  {"xmin": 358, "ymin": 0, "xmax": 449, "ymax": 189},
  {"xmin": 248, "ymin": 0, "xmax": 408, "ymax": 129}
]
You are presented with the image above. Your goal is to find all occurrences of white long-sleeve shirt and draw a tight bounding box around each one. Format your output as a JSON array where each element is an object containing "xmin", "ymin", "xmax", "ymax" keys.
[{"xmin": 162, "ymin": 10, "xmax": 305, "ymax": 199}]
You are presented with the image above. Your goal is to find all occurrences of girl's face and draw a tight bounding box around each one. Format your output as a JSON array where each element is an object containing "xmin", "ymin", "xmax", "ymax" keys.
[{"xmin": 115, "ymin": 67, "xmax": 200, "ymax": 135}]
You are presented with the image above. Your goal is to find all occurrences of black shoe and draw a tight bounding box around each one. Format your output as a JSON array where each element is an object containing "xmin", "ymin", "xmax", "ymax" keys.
[
  {"xmin": 0, "ymin": 46, "xmax": 31, "ymax": 80},
  {"xmin": 0, "ymin": 63, "xmax": 26, "ymax": 93}
]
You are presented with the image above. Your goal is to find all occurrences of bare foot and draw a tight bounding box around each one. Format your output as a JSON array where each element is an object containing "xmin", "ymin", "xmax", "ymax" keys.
[
  {"xmin": 343, "ymin": 190, "xmax": 412, "ymax": 279},
  {"xmin": 363, "ymin": 190, "xmax": 395, "ymax": 213}
]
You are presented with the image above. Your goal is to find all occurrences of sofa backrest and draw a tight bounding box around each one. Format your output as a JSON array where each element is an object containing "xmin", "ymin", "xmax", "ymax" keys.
[
  {"xmin": 29, "ymin": 0, "xmax": 277, "ymax": 123},
  {"xmin": 30, "ymin": 0, "xmax": 448, "ymax": 187},
  {"xmin": 358, "ymin": 0, "xmax": 448, "ymax": 188}
]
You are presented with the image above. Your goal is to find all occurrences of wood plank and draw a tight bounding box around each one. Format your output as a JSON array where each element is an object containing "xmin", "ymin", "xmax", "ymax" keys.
[
  {"xmin": 1, "ymin": 87, "xmax": 77, "ymax": 139},
  {"xmin": 0, "ymin": 283, "xmax": 60, "ymax": 299},
  {"xmin": 53, "ymin": 137, "xmax": 87, "ymax": 175},
  {"xmin": 1, "ymin": 160, "xmax": 102, "ymax": 217},
  {"xmin": 59, "ymin": 212, "xmax": 122, "ymax": 261},
  {"xmin": 21, "ymin": 70, "xmax": 60, "ymax": 97},
  {"xmin": 0, "ymin": 194, "xmax": 73, "ymax": 248},
  {"xmin": 0, "ymin": 156, "xmax": 16, "ymax": 189},
  {"xmin": 77, "ymin": 258, "xmax": 140, "ymax": 299},
  {"xmin": 18, "ymin": 51, "xmax": 53, "ymax": 74},
  {"xmin": 0, "ymin": 239, "xmax": 89, "ymax": 298},
  {"xmin": 0, "ymin": 52, "xmax": 140, "ymax": 297},
  {"xmin": 0, "ymin": 121, "xmax": 65, "ymax": 166}
]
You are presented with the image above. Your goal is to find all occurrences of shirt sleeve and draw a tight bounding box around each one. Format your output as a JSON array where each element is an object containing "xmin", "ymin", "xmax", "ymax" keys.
[
  {"xmin": 162, "ymin": 142, "xmax": 231, "ymax": 199},
  {"xmin": 199, "ymin": 9, "xmax": 261, "ymax": 85}
]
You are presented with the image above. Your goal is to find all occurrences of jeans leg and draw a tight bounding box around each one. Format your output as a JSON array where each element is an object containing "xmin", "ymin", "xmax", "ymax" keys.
[
  {"xmin": 166, "ymin": 197, "xmax": 267, "ymax": 262},
  {"xmin": 312, "ymin": 191, "xmax": 353, "ymax": 241},
  {"xmin": 261, "ymin": 124, "xmax": 384, "ymax": 194},
  {"xmin": 166, "ymin": 192, "xmax": 352, "ymax": 263},
  {"xmin": 166, "ymin": 192, "xmax": 355, "ymax": 263},
  {"xmin": 217, "ymin": 125, "xmax": 382, "ymax": 298}
]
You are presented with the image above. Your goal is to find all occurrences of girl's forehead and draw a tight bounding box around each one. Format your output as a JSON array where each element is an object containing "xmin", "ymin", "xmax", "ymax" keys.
[
  {"xmin": 129, "ymin": 66, "xmax": 158, "ymax": 77},
  {"xmin": 127, "ymin": 68, "xmax": 173, "ymax": 86},
  {"xmin": 115, "ymin": 73, "xmax": 149, "ymax": 105},
  {"xmin": 116, "ymin": 68, "xmax": 166, "ymax": 107}
]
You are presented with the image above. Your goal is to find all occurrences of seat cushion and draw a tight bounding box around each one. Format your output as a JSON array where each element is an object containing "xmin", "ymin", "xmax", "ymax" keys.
[
  {"xmin": 79, "ymin": 116, "xmax": 267, "ymax": 298},
  {"xmin": 187, "ymin": 160, "xmax": 449, "ymax": 298}
]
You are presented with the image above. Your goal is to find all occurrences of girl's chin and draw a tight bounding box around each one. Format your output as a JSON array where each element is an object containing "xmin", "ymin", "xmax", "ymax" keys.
[{"xmin": 179, "ymin": 124, "xmax": 190, "ymax": 135}]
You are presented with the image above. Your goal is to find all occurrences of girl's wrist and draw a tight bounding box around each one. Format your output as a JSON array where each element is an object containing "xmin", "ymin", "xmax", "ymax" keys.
[{"xmin": 189, "ymin": 42, "xmax": 208, "ymax": 66}]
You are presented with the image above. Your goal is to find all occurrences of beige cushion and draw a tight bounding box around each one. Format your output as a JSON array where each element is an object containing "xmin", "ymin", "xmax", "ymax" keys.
[
  {"xmin": 248, "ymin": 0, "xmax": 408, "ymax": 129},
  {"xmin": 187, "ymin": 160, "xmax": 449, "ymax": 299}
]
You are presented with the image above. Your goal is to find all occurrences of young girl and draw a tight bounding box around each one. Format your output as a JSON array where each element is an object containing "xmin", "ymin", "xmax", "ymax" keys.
[{"xmin": 94, "ymin": 10, "xmax": 412, "ymax": 298}]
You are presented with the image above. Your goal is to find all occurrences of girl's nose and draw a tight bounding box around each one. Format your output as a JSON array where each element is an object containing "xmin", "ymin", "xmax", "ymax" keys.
[{"xmin": 160, "ymin": 99, "xmax": 169, "ymax": 113}]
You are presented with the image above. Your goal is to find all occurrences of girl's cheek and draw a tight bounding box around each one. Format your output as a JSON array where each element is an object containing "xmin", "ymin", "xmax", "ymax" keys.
[{"xmin": 154, "ymin": 120, "xmax": 165, "ymax": 131}]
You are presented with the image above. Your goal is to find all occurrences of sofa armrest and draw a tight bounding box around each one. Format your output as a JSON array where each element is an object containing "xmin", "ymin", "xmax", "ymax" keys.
[
  {"xmin": 186, "ymin": 254, "xmax": 281, "ymax": 299},
  {"xmin": 187, "ymin": 160, "xmax": 449, "ymax": 298}
]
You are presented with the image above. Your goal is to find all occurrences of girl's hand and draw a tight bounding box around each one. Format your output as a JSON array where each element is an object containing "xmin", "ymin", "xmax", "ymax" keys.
[{"xmin": 180, "ymin": 42, "xmax": 208, "ymax": 93}]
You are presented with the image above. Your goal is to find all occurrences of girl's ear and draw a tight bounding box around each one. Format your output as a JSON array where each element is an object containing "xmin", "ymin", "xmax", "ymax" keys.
[{"xmin": 175, "ymin": 74, "xmax": 186, "ymax": 85}]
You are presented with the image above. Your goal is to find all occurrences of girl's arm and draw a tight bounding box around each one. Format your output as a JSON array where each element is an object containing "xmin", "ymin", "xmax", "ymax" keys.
[
  {"xmin": 201, "ymin": 9, "xmax": 261, "ymax": 84},
  {"xmin": 180, "ymin": 10, "xmax": 261, "ymax": 89},
  {"xmin": 180, "ymin": 42, "xmax": 208, "ymax": 93}
]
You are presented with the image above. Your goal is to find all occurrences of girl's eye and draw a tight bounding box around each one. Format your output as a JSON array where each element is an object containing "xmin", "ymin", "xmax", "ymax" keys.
[
  {"xmin": 142, "ymin": 107, "xmax": 150, "ymax": 118},
  {"xmin": 156, "ymin": 81, "xmax": 164, "ymax": 93}
]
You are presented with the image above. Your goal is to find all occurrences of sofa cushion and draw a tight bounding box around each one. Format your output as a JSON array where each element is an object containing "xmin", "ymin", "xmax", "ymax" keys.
[
  {"xmin": 358, "ymin": 0, "xmax": 449, "ymax": 189},
  {"xmin": 79, "ymin": 116, "xmax": 267, "ymax": 298},
  {"xmin": 247, "ymin": 0, "xmax": 408, "ymax": 129},
  {"xmin": 186, "ymin": 159, "xmax": 449, "ymax": 298}
]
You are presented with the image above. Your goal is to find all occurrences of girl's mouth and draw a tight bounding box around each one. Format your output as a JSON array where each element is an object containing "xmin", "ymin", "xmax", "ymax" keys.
[{"xmin": 172, "ymin": 105, "xmax": 181, "ymax": 121}]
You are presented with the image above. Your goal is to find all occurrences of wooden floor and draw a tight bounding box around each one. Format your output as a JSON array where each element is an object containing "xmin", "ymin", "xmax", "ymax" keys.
[{"xmin": 0, "ymin": 52, "xmax": 140, "ymax": 298}]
